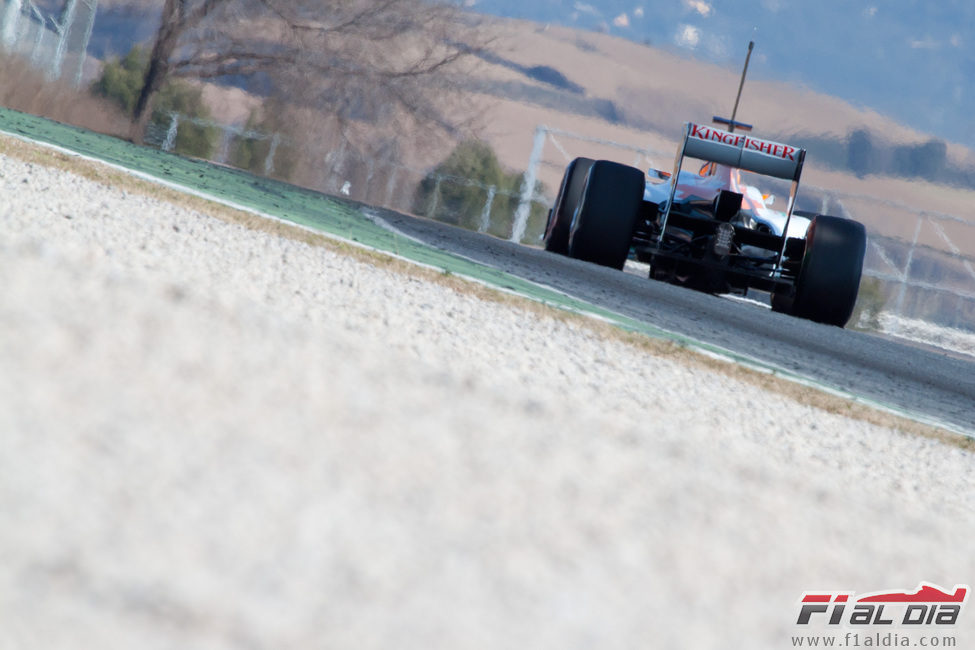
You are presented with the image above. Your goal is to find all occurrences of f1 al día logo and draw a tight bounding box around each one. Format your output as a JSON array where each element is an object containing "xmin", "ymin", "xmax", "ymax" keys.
[{"xmin": 796, "ymin": 582, "xmax": 969, "ymax": 626}]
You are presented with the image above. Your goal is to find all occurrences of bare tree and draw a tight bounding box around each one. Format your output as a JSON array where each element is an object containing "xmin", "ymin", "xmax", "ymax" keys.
[{"xmin": 130, "ymin": 0, "xmax": 482, "ymax": 144}]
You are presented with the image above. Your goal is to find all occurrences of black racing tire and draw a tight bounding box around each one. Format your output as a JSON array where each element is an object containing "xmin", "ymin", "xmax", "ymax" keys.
[
  {"xmin": 791, "ymin": 215, "xmax": 867, "ymax": 327},
  {"xmin": 770, "ymin": 290, "xmax": 794, "ymax": 315},
  {"xmin": 567, "ymin": 160, "xmax": 644, "ymax": 270},
  {"xmin": 544, "ymin": 157, "xmax": 594, "ymax": 254}
]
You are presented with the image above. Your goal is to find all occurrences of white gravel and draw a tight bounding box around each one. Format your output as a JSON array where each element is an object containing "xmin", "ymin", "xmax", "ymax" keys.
[{"xmin": 2, "ymin": 152, "xmax": 974, "ymax": 649}]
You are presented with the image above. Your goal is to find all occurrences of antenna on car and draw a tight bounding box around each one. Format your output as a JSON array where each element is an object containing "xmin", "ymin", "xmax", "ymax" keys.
[{"xmin": 713, "ymin": 41, "xmax": 755, "ymax": 134}]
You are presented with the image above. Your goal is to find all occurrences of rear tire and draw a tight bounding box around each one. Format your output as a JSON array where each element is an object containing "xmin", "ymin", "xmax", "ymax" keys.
[
  {"xmin": 567, "ymin": 160, "xmax": 644, "ymax": 270},
  {"xmin": 791, "ymin": 215, "xmax": 867, "ymax": 327},
  {"xmin": 544, "ymin": 157, "xmax": 594, "ymax": 254},
  {"xmin": 770, "ymin": 289, "xmax": 794, "ymax": 314}
]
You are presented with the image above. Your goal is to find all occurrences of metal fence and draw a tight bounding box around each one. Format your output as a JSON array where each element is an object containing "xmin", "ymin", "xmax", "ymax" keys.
[
  {"xmin": 0, "ymin": 0, "xmax": 97, "ymax": 84},
  {"xmin": 145, "ymin": 111, "xmax": 553, "ymax": 242},
  {"xmin": 827, "ymin": 191, "xmax": 975, "ymax": 331}
]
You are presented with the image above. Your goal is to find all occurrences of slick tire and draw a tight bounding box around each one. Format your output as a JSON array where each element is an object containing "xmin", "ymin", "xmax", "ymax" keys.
[
  {"xmin": 791, "ymin": 215, "xmax": 867, "ymax": 327},
  {"xmin": 567, "ymin": 160, "xmax": 644, "ymax": 270},
  {"xmin": 544, "ymin": 157, "xmax": 594, "ymax": 254}
]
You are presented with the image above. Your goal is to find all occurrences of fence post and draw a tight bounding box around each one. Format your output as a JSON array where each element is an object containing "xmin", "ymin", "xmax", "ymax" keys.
[
  {"xmin": 427, "ymin": 174, "xmax": 443, "ymax": 219},
  {"xmin": 511, "ymin": 125, "xmax": 547, "ymax": 243},
  {"xmin": 1, "ymin": 0, "xmax": 22, "ymax": 51},
  {"xmin": 217, "ymin": 126, "xmax": 234, "ymax": 165},
  {"xmin": 479, "ymin": 185, "xmax": 496, "ymax": 233},
  {"xmin": 30, "ymin": 6, "xmax": 45, "ymax": 65},
  {"xmin": 161, "ymin": 112, "xmax": 179, "ymax": 152},
  {"xmin": 327, "ymin": 140, "xmax": 347, "ymax": 193},
  {"xmin": 264, "ymin": 133, "xmax": 280, "ymax": 176},
  {"xmin": 893, "ymin": 213, "xmax": 925, "ymax": 328},
  {"xmin": 363, "ymin": 158, "xmax": 375, "ymax": 202},
  {"xmin": 51, "ymin": 0, "xmax": 77, "ymax": 79},
  {"xmin": 72, "ymin": 0, "xmax": 97, "ymax": 86},
  {"xmin": 384, "ymin": 166, "xmax": 399, "ymax": 209}
]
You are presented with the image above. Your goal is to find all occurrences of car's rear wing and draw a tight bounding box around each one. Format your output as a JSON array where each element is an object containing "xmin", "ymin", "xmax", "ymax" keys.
[
  {"xmin": 660, "ymin": 122, "xmax": 807, "ymax": 274},
  {"xmin": 682, "ymin": 123, "xmax": 805, "ymax": 181}
]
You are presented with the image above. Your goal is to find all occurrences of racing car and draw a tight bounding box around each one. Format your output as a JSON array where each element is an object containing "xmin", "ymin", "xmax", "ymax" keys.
[{"xmin": 543, "ymin": 121, "xmax": 867, "ymax": 327}]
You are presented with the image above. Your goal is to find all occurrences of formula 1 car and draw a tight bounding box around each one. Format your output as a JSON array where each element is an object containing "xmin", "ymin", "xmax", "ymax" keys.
[{"xmin": 543, "ymin": 121, "xmax": 867, "ymax": 327}]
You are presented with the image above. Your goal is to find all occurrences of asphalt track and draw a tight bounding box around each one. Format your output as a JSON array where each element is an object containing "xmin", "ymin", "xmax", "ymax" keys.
[{"xmin": 366, "ymin": 207, "xmax": 975, "ymax": 435}]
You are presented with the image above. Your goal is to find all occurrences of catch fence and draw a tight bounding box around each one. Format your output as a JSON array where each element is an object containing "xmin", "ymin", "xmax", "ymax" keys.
[
  {"xmin": 145, "ymin": 111, "xmax": 553, "ymax": 242},
  {"xmin": 0, "ymin": 0, "xmax": 96, "ymax": 85}
]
